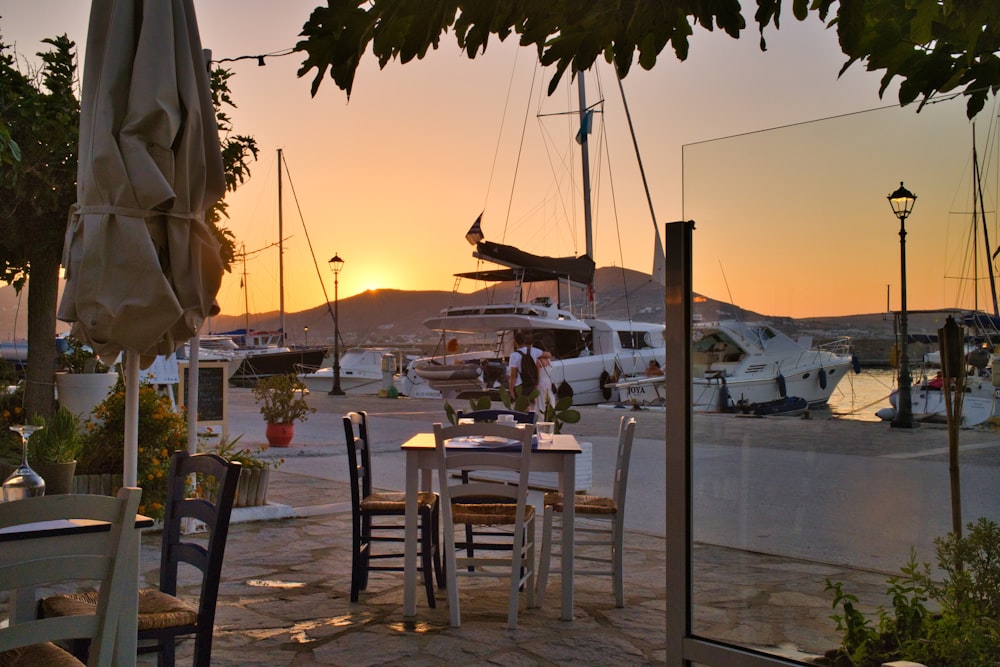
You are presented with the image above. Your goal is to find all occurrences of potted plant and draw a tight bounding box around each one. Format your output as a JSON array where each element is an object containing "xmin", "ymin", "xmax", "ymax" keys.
[
  {"xmin": 25, "ymin": 406, "xmax": 83, "ymax": 494},
  {"xmin": 252, "ymin": 374, "xmax": 315, "ymax": 447},
  {"xmin": 74, "ymin": 379, "xmax": 181, "ymax": 520},
  {"xmin": 55, "ymin": 335, "xmax": 119, "ymax": 419},
  {"xmin": 208, "ymin": 433, "xmax": 283, "ymax": 507}
]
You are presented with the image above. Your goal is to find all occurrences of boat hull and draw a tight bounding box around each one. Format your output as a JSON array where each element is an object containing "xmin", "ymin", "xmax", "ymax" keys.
[
  {"xmin": 231, "ymin": 347, "xmax": 327, "ymax": 386},
  {"xmin": 882, "ymin": 377, "xmax": 999, "ymax": 426}
]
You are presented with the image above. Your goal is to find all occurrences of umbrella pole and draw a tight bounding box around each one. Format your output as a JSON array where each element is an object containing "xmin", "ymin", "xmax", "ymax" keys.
[
  {"xmin": 124, "ymin": 351, "xmax": 140, "ymax": 487},
  {"xmin": 188, "ymin": 334, "xmax": 200, "ymax": 454}
]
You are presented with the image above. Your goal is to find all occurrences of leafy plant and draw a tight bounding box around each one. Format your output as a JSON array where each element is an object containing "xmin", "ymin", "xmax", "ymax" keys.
[
  {"xmin": 209, "ymin": 433, "xmax": 283, "ymax": 471},
  {"xmin": 252, "ymin": 374, "xmax": 315, "ymax": 424},
  {"xmin": 26, "ymin": 406, "xmax": 82, "ymax": 463},
  {"xmin": 77, "ymin": 379, "xmax": 184, "ymax": 520},
  {"xmin": 0, "ymin": 384, "xmax": 25, "ymax": 463},
  {"xmin": 444, "ymin": 387, "xmax": 581, "ymax": 434},
  {"xmin": 57, "ymin": 335, "xmax": 110, "ymax": 374},
  {"xmin": 824, "ymin": 518, "xmax": 1000, "ymax": 666}
]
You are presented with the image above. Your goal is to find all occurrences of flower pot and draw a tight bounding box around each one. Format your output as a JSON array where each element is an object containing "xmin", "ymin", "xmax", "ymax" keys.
[
  {"xmin": 265, "ymin": 423, "xmax": 294, "ymax": 447},
  {"xmin": 235, "ymin": 467, "xmax": 270, "ymax": 507},
  {"xmin": 55, "ymin": 371, "xmax": 119, "ymax": 420},
  {"xmin": 33, "ymin": 460, "xmax": 77, "ymax": 495}
]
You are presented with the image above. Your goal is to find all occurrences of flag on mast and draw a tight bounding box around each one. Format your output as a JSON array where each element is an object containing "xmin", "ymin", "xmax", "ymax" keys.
[
  {"xmin": 465, "ymin": 213, "xmax": 484, "ymax": 245},
  {"xmin": 575, "ymin": 109, "xmax": 594, "ymax": 145}
]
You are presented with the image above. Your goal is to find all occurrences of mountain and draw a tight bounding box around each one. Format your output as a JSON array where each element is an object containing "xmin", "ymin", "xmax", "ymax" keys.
[{"xmin": 207, "ymin": 266, "xmax": 777, "ymax": 350}]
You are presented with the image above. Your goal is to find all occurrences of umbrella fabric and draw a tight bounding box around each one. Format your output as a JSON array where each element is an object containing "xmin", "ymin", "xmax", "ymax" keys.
[{"xmin": 58, "ymin": 0, "xmax": 225, "ymax": 368}]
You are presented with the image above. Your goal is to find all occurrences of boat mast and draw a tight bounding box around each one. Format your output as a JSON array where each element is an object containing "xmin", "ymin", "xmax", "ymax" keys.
[
  {"xmin": 972, "ymin": 128, "xmax": 999, "ymax": 317},
  {"xmin": 241, "ymin": 244, "xmax": 250, "ymax": 335},
  {"xmin": 577, "ymin": 74, "xmax": 596, "ymax": 317},
  {"xmin": 278, "ymin": 148, "xmax": 286, "ymax": 343}
]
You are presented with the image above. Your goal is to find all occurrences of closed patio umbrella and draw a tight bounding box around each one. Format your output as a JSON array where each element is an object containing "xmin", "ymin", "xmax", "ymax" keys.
[{"xmin": 58, "ymin": 0, "xmax": 225, "ymax": 486}]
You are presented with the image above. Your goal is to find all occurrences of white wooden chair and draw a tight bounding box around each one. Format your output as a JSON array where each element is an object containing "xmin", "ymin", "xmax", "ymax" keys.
[
  {"xmin": 537, "ymin": 416, "xmax": 636, "ymax": 607},
  {"xmin": 433, "ymin": 421, "xmax": 536, "ymax": 629},
  {"xmin": 0, "ymin": 487, "xmax": 142, "ymax": 667}
]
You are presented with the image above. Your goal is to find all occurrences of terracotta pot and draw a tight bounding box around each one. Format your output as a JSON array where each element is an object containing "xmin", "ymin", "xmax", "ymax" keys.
[{"xmin": 265, "ymin": 423, "xmax": 294, "ymax": 447}]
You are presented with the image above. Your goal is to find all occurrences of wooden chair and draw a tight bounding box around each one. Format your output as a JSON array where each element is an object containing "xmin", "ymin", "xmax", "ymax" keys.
[
  {"xmin": 0, "ymin": 487, "xmax": 142, "ymax": 667},
  {"xmin": 453, "ymin": 409, "xmax": 536, "ymax": 567},
  {"xmin": 42, "ymin": 451, "xmax": 241, "ymax": 667},
  {"xmin": 344, "ymin": 411, "xmax": 442, "ymax": 607},
  {"xmin": 433, "ymin": 421, "xmax": 536, "ymax": 629},
  {"xmin": 537, "ymin": 416, "xmax": 636, "ymax": 608}
]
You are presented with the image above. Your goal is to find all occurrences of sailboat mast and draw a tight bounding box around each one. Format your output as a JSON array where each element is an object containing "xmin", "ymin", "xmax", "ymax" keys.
[
  {"xmin": 278, "ymin": 148, "xmax": 286, "ymax": 343},
  {"xmin": 577, "ymin": 74, "xmax": 596, "ymax": 317},
  {"xmin": 972, "ymin": 131, "xmax": 999, "ymax": 317},
  {"xmin": 241, "ymin": 244, "xmax": 249, "ymax": 334}
]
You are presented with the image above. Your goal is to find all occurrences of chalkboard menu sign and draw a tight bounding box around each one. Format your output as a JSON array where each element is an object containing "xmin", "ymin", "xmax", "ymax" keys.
[{"xmin": 178, "ymin": 361, "xmax": 229, "ymax": 437}]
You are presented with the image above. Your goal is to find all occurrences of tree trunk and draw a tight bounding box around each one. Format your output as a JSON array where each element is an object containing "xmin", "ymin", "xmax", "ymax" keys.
[{"xmin": 24, "ymin": 243, "xmax": 60, "ymax": 420}]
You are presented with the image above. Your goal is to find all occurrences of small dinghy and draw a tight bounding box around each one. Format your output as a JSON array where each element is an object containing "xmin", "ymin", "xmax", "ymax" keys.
[
  {"xmin": 746, "ymin": 396, "xmax": 809, "ymax": 417},
  {"xmin": 412, "ymin": 361, "xmax": 481, "ymax": 381}
]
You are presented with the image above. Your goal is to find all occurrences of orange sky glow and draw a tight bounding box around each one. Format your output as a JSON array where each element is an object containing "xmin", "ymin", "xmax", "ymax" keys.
[{"xmin": 3, "ymin": 2, "xmax": 998, "ymax": 331}]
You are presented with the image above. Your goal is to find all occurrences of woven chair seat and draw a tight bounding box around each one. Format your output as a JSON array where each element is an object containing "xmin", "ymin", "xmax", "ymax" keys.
[
  {"xmin": 0, "ymin": 643, "xmax": 85, "ymax": 666},
  {"xmin": 360, "ymin": 491, "xmax": 437, "ymax": 512},
  {"xmin": 544, "ymin": 492, "xmax": 618, "ymax": 515},
  {"xmin": 40, "ymin": 588, "xmax": 199, "ymax": 632},
  {"xmin": 453, "ymin": 503, "xmax": 534, "ymax": 526}
]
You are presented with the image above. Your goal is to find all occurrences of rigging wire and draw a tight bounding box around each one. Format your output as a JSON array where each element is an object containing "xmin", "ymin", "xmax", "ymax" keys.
[{"xmin": 277, "ymin": 151, "xmax": 340, "ymax": 347}]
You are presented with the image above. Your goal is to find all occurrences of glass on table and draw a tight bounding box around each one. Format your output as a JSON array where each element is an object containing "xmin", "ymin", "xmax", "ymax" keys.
[
  {"xmin": 3, "ymin": 424, "xmax": 45, "ymax": 501},
  {"xmin": 535, "ymin": 421, "xmax": 555, "ymax": 442}
]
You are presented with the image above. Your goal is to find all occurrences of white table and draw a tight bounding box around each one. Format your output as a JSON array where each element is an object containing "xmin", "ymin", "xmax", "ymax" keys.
[
  {"xmin": 0, "ymin": 515, "xmax": 152, "ymax": 665},
  {"xmin": 402, "ymin": 432, "xmax": 581, "ymax": 620}
]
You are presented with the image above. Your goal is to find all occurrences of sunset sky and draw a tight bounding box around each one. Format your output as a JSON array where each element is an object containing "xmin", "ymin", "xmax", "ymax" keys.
[{"xmin": 3, "ymin": 2, "xmax": 998, "ymax": 333}]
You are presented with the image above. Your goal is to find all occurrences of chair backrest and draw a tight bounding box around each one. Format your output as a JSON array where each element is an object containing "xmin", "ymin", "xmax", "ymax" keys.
[
  {"xmin": 159, "ymin": 451, "xmax": 241, "ymax": 628},
  {"xmin": 0, "ymin": 487, "xmax": 142, "ymax": 665},
  {"xmin": 613, "ymin": 417, "xmax": 637, "ymax": 511},
  {"xmin": 456, "ymin": 409, "xmax": 536, "ymax": 424},
  {"xmin": 343, "ymin": 411, "xmax": 373, "ymax": 507},
  {"xmin": 432, "ymin": 422, "xmax": 534, "ymax": 512}
]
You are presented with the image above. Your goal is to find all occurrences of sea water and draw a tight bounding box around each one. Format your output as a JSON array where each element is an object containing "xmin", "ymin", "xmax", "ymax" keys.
[{"xmin": 819, "ymin": 368, "xmax": 900, "ymax": 423}]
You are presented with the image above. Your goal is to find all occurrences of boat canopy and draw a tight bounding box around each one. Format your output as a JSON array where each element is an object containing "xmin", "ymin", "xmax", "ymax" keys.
[{"xmin": 458, "ymin": 241, "xmax": 595, "ymax": 288}]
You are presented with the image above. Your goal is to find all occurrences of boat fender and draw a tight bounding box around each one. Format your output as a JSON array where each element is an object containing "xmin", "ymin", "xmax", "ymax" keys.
[
  {"xmin": 818, "ymin": 368, "xmax": 827, "ymax": 390},
  {"xmin": 599, "ymin": 370, "xmax": 612, "ymax": 400},
  {"xmin": 776, "ymin": 372, "xmax": 787, "ymax": 398},
  {"xmin": 718, "ymin": 382, "xmax": 730, "ymax": 412},
  {"xmin": 851, "ymin": 354, "xmax": 861, "ymax": 374},
  {"xmin": 558, "ymin": 380, "xmax": 574, "ymax": 400}
]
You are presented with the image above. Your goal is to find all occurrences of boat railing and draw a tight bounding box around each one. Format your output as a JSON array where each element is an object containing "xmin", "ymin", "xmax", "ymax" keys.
[{"xmin": 816, "ymin": 336, "xmax": 853, "ymax": 357}]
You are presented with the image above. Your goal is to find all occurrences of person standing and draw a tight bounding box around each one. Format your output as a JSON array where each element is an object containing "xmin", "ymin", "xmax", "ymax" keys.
[
  {"xmin": 509, "ymin": 331, "xmax": 541, "ymax": 400},
  {"xmin": 535, "ymin": 347, "xmax": 556, "ymax": 413}
]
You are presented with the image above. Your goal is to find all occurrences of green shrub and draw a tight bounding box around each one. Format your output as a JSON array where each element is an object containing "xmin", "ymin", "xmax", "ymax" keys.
[{"xmin": 825, "ymin": 518, "xmax": 1000, "ymax": 666}]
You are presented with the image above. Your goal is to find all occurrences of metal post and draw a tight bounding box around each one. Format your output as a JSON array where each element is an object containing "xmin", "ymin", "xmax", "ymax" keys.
[
  {"xmin": 888, "ymin": 182, "xmax": 917, "ymax": 429},
  {"xmin": 329, "ymin": 254, "xmax": 345, "ymax": 396}
]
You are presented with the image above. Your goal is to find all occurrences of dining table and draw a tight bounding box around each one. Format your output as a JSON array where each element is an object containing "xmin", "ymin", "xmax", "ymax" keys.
[
  {"xmin": 402, "ymin": 430, "xmax": 582, "ymax": 621},
  {"xmin": 0, "ymin": 513, "xmax": 153, "ymax": 665}
]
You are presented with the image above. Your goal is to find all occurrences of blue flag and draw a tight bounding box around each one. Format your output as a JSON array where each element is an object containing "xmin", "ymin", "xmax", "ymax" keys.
[
  {"xmin": 575, "ymin": 109, "xmax": 594, "ymax": 145},
  {"xmin": 465, "ymin": 214, "xmax": 484, "ymax": 245}
]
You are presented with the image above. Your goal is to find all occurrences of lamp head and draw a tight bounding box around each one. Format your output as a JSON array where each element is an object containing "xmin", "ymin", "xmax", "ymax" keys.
[
  {"xmin": 328, "ymin": 253, "xmax": 345, "ymax": 275},
  {"xmin": 888, "ymin": 182, "xmax": 917, "ymax": 220}
]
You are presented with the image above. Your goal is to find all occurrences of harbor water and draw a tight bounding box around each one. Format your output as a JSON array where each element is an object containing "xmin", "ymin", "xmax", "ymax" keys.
[{"xmin": 819, "ymin": 367, "xmax": 898, "ymax": 422}]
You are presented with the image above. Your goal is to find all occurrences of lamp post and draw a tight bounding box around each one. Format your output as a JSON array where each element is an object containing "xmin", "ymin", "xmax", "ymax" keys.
[
  {"xmin": 303, "ymin": 326, "xmax": 309, "ymax": 346},
  {"xmin": 888, "ymin": 182, "xmax": 917, "ymax": 428},
  {"xmin": 328, "ymin": 253, "xmax": 345, "ymax": 396}
]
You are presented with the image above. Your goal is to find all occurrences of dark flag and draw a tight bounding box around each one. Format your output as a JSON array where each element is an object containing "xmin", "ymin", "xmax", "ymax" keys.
[{"xmin": 465, "ymin": 214, "xmax": 484, "ymax": 245}]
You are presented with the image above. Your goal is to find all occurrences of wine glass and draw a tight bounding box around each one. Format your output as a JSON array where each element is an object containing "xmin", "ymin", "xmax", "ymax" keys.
[{"xmin": 3, "ymin": 424, "xmax": 45, "ymax": 501}]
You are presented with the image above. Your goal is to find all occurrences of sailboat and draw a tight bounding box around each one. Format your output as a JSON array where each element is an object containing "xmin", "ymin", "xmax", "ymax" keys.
[
  {"xmin": 399, "ymin": 69, "xmax": 666, "ymax": 405},
  {"xmin": 199, "ymin": 149, "xmax": 328, "ymax": 385}
]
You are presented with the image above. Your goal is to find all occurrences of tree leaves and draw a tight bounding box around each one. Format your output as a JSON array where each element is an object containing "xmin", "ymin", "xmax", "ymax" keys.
[{"xmin": 294, "ymin": 0, "xmax": 999, "ymax": 119}]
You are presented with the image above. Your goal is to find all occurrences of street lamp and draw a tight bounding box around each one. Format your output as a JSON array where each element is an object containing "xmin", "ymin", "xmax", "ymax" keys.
[
  {"xmin": 888, "ymin": 182, "xmax": 917, "ymax": 428},
  {"xmin": 303, "ymin": 326, "xmax": 309, "ymax": 346},
  {"xmin": 328, "ymin": 253, "xmax": 345, "ymax": 396}
]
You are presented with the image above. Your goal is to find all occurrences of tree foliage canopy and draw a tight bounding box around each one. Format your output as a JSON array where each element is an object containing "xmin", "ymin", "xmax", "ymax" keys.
[{"xmin": 294, "ymin": 0, "xmax": 998, "ymax": 118}]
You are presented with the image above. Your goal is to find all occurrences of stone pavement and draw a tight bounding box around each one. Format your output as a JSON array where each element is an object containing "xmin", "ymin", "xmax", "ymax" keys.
[
  {"xmin": 133, "ymin": 389, "xmax": 909, "ymax": 665},
  {"xmin": 15, "ymin": 389, "xmax": 985, "ymax": 664}
]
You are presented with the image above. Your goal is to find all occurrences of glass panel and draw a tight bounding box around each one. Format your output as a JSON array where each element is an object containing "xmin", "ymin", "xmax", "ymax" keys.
[{"xmin": 682, "ymin": 100, "xmax": 998, "ymax": 663}]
